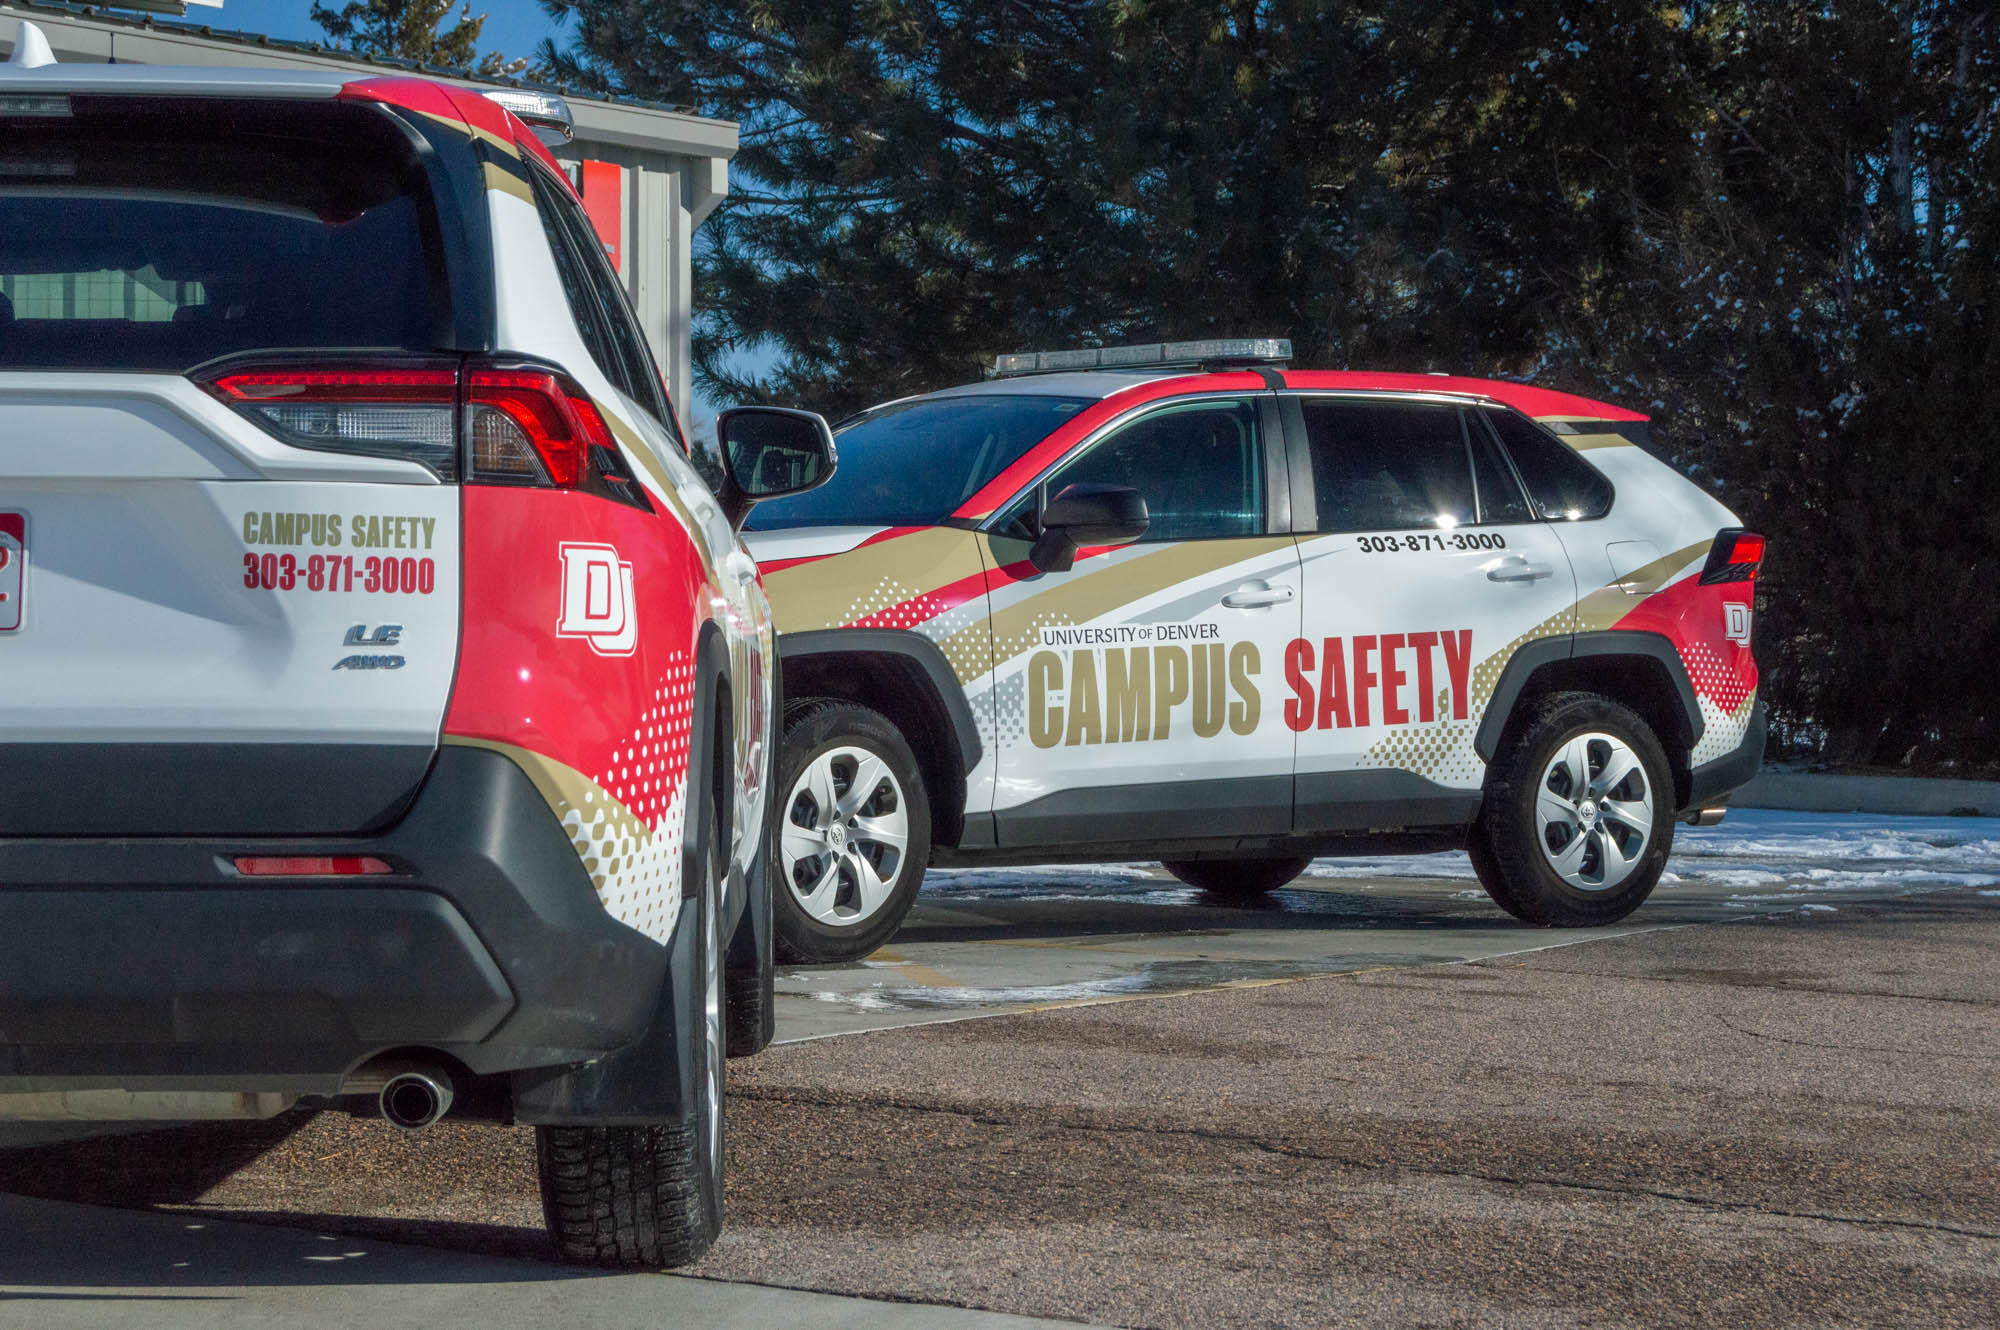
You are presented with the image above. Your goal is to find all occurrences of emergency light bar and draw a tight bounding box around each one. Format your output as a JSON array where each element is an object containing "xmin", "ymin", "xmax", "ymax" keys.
[
  {"xmin": 483, "ymin": 89, "xmax": 575, "ymax": 144},
  {"xmin": 991, "ymin": 338, "xmax": 1292, "ymax": 378}
]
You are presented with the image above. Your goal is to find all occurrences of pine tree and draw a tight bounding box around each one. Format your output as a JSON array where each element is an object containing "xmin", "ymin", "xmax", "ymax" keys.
[
  {"xmin": 546, "ymin": 0, "xmax": 2000, "ymax": 764},
  {"xmin": 311, "ymin": 0, "xmax": 524, "ymax": 78}
]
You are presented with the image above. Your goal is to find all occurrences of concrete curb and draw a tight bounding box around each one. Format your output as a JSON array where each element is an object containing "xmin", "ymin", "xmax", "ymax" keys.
[{"xmin": 1733, "ymin": 771, "xmax": 2000, "ymax": 817}]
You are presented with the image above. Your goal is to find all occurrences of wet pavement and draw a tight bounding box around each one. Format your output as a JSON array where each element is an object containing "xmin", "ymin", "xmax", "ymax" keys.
[
  {"xmin": 4, "ymin": 810, "xmax": 1998, "ymax": 1328},
  {"xmin": 774, "ymin": 809, "xmax": 2000, "ymax": 1037}
]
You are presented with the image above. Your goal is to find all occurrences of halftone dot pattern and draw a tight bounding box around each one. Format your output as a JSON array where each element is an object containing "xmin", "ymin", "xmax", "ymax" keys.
[
  {"xmin": 992, "ymin": 608, "xmax": 1082, "ymax": 674},
  {"xmin": 1680, "ymin": 640, "xmax": 1755, "ymax": 715},
  {"xmin": 1359, "ymin": 615, "xmax": 1577, "ymax": 787},
  {"xmin": 894, "ymin": 601, "xmax": 991, "ymax": 686},
  {"xmin": 1691, "ymin": 687, "xmax": 1758, "ymax": 766},
  {"xmin": 841, "ymin": 578, "xmax": 954, "ymax": 632},
  {"xmin": 1365, "ymin": 719, "xmax": 1484, "ymax": 785},
  {"xmin": 554, "ymin": 649, "xmax": 698, "ymax": 946},
  {"xmin": 988, "ymin": 673, "xmax": 1028, "ymax": 749}
]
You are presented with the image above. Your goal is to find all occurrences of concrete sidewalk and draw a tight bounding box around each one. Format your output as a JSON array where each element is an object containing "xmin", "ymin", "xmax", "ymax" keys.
[
  {"xmin": 0, "ymin": 1192, "xmax": 1098, "ymax": 1330},
  {"xmin": 1735, "ymin": 769, "xmax": 2000, "ymax": 816}
]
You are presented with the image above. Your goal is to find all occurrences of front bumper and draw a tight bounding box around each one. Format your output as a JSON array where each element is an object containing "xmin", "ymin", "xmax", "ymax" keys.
[{"xmin": 0, "ymin": 746, "xmax": 670, "ymax": 1098}]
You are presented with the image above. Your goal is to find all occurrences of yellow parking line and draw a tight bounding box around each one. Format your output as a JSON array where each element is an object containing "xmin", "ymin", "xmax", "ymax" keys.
[
  {"xmin": 862, "ymin": 948, "xmax": 961, "ymax": 988},
  {"xmin": 967, "ymin": 935, "xmax": 1228, "ymax": 956}
]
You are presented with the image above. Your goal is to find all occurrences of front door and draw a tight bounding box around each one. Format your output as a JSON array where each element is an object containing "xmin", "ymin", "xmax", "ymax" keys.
[
  {"xmin": 1283, "ymin": 394, "xmax": 1580, "ymax": 830},
  {"xmin": 981, "ymin": 394, "xmax": 1302, "ymax": 849}
]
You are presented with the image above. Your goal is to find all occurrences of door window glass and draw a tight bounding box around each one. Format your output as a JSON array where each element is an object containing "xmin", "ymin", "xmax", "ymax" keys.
[
  {"xmin": 1022, "ymin": 398, "xmax": 1265, "ymax": 543},
  {"xmin": 1301, "ymin": 400, "xmax": 1477, "ymax": 532},
  {"xmin": 1468, "ymin": 418, "xmax": 1535, "ymax": 523}
]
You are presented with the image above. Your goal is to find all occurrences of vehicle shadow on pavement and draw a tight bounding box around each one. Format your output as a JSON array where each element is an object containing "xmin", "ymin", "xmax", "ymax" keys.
[
  {"xmin": 895, "ymin": 878, "xmax": 1516, "ymax": 947},
  {"xmin": 0, "ymin": 1112, "xmax": 568, "ymax": 1283},
  {"xmin": 0, "ymin": 1192, "xmax": 579, "ymax": 1291},
  {"xmin": 0, "ymin": 1111, "xmax": 316, "ymax": 1207}
]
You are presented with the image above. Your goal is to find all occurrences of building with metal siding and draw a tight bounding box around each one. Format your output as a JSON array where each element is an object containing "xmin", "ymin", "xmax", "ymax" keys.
[{"xmin": 0, "ymin": 1, "xmax": 737, "ymax": 420}]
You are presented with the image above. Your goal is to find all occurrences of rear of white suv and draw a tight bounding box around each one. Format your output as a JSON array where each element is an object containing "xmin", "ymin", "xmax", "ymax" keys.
[{"xmin": 0, "ymin": 43, "xmax": 834, "ymax": 1267}]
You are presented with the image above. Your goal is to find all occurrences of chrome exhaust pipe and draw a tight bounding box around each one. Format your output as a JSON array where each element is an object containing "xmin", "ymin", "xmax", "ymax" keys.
[
  {"xmin": 1686, "ymin": 806, "xmax": 1728, "ymax": 827},
  {"xmin": 378, "ymin": 1068, "xmax": 454, "ymax": 1131}
]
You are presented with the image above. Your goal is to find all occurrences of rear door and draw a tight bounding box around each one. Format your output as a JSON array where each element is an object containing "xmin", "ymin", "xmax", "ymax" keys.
[
  {"xmin": 1283, "ymin": 395, "xmax": 1579, "ymax": 829},
  {"xmin": 0, "ymin": 94, "xmax": 473, "ymax": 835}
]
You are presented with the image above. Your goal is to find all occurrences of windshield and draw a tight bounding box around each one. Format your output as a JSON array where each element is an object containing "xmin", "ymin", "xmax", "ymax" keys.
[{"xmin": 744, "ymin": 393, "xmax": 1094, "ymax": 531}]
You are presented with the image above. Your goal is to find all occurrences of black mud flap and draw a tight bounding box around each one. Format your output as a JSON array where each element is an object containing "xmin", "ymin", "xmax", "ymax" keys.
[{"xmin": 510, "ymin": 633, "xmax": 725, "ymax": 1125}]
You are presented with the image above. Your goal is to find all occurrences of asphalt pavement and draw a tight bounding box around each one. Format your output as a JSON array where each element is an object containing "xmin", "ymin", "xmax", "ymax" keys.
[{"xmin": 3, "ymin": 811, "xmax": 1996, "ymax": 1328}]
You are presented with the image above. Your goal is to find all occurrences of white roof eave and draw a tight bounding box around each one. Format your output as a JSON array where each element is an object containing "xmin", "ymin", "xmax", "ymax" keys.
[{"xmin": 0, "ymin": 7, "xmax": 738, "ymax": 161}]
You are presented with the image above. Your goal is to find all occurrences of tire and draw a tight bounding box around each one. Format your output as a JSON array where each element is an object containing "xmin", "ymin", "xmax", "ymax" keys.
[
  {"xmin": 1162, "ymin": 855, "xmax": 1313, "ymax": 897},
  {"xmin": 536, "ymin": 708, "xmax": 729, "ymax": 1268},
  {"xmin": 1474, "ymin": 691, "xmax": 1676, "ymax": 927},
  {"xmin": 772, "ymin": 699, "xmax": 931, "ymax": 964}
]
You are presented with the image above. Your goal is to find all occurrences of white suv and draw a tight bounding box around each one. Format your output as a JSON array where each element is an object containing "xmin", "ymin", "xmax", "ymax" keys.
[
  {"xmin": 0, "ymin": 31, "xmax": 832, "ymax": 1267},
  {"xmin": 745, "ymin": 340, "xmax": 1765, "ymax": 962}
]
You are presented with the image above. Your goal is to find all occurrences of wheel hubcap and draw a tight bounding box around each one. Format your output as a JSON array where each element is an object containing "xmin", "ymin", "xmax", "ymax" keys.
[
  {"xmin": 1535, "ymin": 732, "xmax": 1653, "ymax": 892},
  {"xmin": 779, "ymin": 745, "xmax": 909, "ymax": 927}
]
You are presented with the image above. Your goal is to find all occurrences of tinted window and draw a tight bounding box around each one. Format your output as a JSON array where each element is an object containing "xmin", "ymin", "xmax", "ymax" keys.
[
  {"xmin": 0, "ymin": 103, "xmax": 446, "ymax": 371},
  {"xmin": 745, "ymin": 393, "xmax": 1093, "ymax": 531},
  {"xmin": 1302, "ymin": 400, "xmax": 1478, "ymax": 532},
  {"xmin": 1469, "ymin": 418, "xmax": 1535, "ymax": 523},
  {"xmin": 1481, "ymin": 407, "xmax": 1615, "ymax": 520},
  {"xmin": 527, "ymin": 162, "xmax": 672, "ymax": 428},
  {"xmin": 1028, "ymin": 398, "xmax": 1264, "ymax": 543}
]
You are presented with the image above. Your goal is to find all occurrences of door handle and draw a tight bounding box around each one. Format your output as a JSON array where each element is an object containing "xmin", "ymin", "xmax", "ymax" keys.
[
  {"xmin": 1221, "ymin": 582, "xmax": 1295, "ymax": 609},
  {"xmin": 1486, "ymin": 557, "xmax": 1554, "ymax": 583}
]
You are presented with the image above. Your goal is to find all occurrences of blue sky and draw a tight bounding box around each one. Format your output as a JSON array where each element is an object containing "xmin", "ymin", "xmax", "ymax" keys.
[
  {"xmin": 228, "ymin": 2, "xmax": 775, "ymax": 420},
  {"xmin": 243, "ymin": 1, "xmax": 569, "ymax": 66}
]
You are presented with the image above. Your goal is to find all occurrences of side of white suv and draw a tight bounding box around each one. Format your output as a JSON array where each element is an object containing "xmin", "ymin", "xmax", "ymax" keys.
[
  {"xmin": 0, "ymin": 34, "xmax": 832, "ymax": 1267},
  {"xmin": 745, "ymin": 341, "xmax": 1765, "ymax": 962}
]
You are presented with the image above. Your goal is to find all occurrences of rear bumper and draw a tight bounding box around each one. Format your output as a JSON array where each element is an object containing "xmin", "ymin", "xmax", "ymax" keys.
[
  {"xmin": 0, "ymin": 746, "xmax": 672, "ymax": 1098},
  {"xmin": 1685, "ymin": 702, "xmax": 1768, "ymax": 812}
]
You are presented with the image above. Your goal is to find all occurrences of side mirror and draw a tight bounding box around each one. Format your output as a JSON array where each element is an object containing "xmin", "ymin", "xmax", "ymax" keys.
[
  {"xmin": 714, "ymin": 406, "xmax": 838, "ymax": 530},
  {"xmin": 1030, "ymin": 483, "xmax": 1149, "ymax": 574}
]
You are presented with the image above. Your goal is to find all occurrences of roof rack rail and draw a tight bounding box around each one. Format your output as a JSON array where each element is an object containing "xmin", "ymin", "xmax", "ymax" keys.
[{"xmin": 990, "ymin": 337, "xmax": 1291, "ymax": 378}]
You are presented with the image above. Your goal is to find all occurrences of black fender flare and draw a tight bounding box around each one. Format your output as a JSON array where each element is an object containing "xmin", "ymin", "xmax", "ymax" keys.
[
  {"xmin": 777, "ymin": 628, "xmax": 984, "ymax": 774},
  {"xmin": 1474, "ymin": 630, "xmax": 1705, "ymax": 763}
]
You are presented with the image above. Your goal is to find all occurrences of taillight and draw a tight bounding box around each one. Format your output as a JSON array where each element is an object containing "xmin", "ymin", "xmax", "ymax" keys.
[
  {"xmin": 203, "ymin": 362, "xmax": 461, "ymax": 479},
  {"xmin": 1700, "ymin": 528, "xmax": 1766, "ymax": 584},
  {"xmin": 198, "ymin": 357, "xmax": 649, "ymax": 508},
  {"xmin": 464, "ymin": 366, "xmax": 612, "ymax": 488}
]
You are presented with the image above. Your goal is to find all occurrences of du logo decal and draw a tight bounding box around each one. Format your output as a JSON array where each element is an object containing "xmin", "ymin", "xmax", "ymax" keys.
[
  {"xmin": 558, "ymin": 542, "xmax": 638, "ymax": 656},
  {"xmin": 1724, "ymin": 602, "xmax": 1752, "ymax": 646}
]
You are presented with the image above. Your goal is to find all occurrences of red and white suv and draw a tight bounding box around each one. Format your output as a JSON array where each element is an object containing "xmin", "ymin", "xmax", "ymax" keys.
[
  {"xmin": 0, "ymin": 28, "xmax": 832, "ymax": 1267},
  {"xmin": 745, "ymin": 339, "xmax": 1765, "ymax": 961}
]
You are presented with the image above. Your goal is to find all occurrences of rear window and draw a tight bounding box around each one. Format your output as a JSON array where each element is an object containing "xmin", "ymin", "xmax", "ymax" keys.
[{"xmin": 0, "ymin": 100, "xmax": 448, "ymax": 373}]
